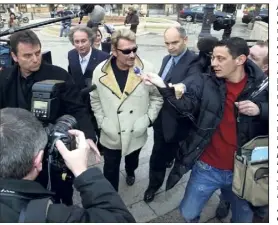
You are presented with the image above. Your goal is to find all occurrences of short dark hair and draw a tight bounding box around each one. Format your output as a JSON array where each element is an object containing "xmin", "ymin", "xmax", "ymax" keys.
[
  {"xmin": 0, "ymin": 108, "xmax": 47, "ymax": 179},
  {"xmin": 214, "ymin": 37, "xmax": 249, "ymax": 59},
  {"xmin": 9, "ymin": 29, "xmax": 41, "ymax": 55}
]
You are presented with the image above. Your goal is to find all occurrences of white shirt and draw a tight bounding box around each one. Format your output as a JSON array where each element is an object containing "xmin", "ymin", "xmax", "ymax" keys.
[
  {"xmin": 96, "ymin": 44, "xmax": 102, "ymax": 51},
  {"xmin": 79, "ymin": 47, "xmax": 92, "ymax": 74}
]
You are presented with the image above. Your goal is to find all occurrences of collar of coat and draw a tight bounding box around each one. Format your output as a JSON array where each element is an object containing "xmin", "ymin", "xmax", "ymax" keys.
[{"xmin": 99, "ymin": 55, "xmax": 144, "ymax": 101}]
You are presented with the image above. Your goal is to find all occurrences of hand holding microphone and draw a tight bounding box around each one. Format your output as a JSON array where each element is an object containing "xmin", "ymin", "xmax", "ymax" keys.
[{"xmin": 134, "ymin": 67, "xmax": 166, "ymax": 88}]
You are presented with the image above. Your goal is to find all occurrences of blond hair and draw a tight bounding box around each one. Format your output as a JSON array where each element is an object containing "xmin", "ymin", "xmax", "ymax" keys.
[{"xmin": 111, "ymin": 28, "xmax": 136, "ymax": 49}]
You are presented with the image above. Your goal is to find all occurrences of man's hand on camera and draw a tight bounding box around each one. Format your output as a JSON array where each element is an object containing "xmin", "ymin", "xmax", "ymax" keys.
[
  {"xmin": 56, "ymin": 130, "xmax": 89, "ymax": 177},
  {"xmin": 86, "ymin": 139, "xmax": 101, "ymax": 163}
]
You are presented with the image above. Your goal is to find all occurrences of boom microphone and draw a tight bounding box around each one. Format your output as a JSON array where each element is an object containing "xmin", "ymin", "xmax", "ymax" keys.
[
  {"xmin": 79, "ymin": 5, "xmax": 105, "ymax": 25},
  {"xmin": 89, "ymin": 5, "xmax": 105, "ymax": 24},
  {"xmin": 0, "ymin": 4, "xmax": 106, "ymax": 37}
]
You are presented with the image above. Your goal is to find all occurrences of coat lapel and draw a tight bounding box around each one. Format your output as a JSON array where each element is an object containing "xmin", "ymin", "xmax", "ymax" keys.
[
  {"xmin": 164, "ymin": 51, "xmax": 190, "ymax": 83},
  {"xmin": 84, "ymin": 49, "xmax": 97, "ymax": 78},
  {"xmin": 99, "ymin": 55, "xmax": 143, "ymax": 101},
  {"xmin": 71, "ymin": 50, "xmax": 83, "ymax": 76},
  {"xmin": 158, "ymin": 55, "xmax": 171, "ymax": 77},
  {"xmin": 99, "ymin": 61, "xmax": 122, "ymax": 99},
  {"xmin": 121, "ymin": 65, "xmax": 142, "ymax": 102}
]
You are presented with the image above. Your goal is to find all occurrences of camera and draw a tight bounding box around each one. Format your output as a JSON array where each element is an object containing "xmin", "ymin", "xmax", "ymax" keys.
[
  {"xmin": 44, "ymin": 115, "xmax": 77, "ymax": 180},
  {"xmin": 213, "ymin": 16, "xmax": 236, "ymax": 31},
  {"xmin": 31, "ymin": 80, "xmax": 77, "ymax": 181},
  {"xmin": 31, "ymin": 80, "xmax": 65, "ymax": 122}
]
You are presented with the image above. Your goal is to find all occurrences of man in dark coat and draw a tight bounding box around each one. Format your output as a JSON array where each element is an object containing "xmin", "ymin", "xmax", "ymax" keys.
[
  {"xmin": 0, "ymin": 108, "xmax": 135, "ymax": 223},
  {"xmin": 216, "ymin": 39, "xmax": 269, "ymax": 222},
  {"xmin": 0, "ymin": 29, "xmax": 101, "ymax": 205},
  {"xmin": 68, "ymin": 26, "xmax": 109, "ymax": 91},
  {"xmin": 142, "ymin": 37, "xmax": 268, "ymax": 223},
  {"xmin": 143, "ymin": 26, "xmax": 202, "ymax": 203},
  {"xmin": 124, "ymin": 6, "xmax": 139, "ymax": 34},
  {"xmin": 68, "ymin": 26, "xmax": 109, "ymax": 153}
]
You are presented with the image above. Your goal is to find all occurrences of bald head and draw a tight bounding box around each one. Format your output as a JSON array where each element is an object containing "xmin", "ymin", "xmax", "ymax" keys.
[
  {"xmin": 164, "ymin": 26, "xmax": 187, "ymax": 38},
  {"xmin": 164, "ymin": 26, "xmax": 188, "ymax": 56},
  {"xmin": 248, "ymin": 41, "xmax": 268, "ymax": 73}
]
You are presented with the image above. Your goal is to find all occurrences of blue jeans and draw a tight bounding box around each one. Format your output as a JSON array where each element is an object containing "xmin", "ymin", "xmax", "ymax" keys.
[
  {"xmin": 60, "ymin": 25, "xmax": 70, "ymax": 37},
  {"xmin": 179, "ymin": 160, "xmax": 253, "ymax": 222},
  {"xmin": 219, "ymin": 191, "xmax": 268, "ymax": 219}
]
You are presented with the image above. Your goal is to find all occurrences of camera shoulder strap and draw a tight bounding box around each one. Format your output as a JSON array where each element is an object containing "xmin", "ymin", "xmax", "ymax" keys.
[{"xmin": 18, "ymin": 197, "xmax": 53, "ymax": 223}]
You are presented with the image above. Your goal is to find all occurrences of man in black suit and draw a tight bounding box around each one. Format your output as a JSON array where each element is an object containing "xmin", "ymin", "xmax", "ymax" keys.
[
  {"xmin": 0, "ymin": 29, "xmax": 101, "ymax": 205},
  {"xmin": 68, "ymin": 26, "xmax": 109, "ymax": 153},
  {"xmin": 144, "ymin": 26, "xmax": 202, "ymax": 202},
  {"xmin": 68, "ymin": 26, "xmax": 109, "ymax": 91}
]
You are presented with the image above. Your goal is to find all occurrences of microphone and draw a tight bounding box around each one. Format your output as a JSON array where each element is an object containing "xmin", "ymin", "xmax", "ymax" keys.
[
  {"xmin": 134, "ymin": 67, "xmax": 154, "ymax": 86},
  {"xmin": 134, "ymin": 66, "xmax": 142, "ymax": 76},
  {"xmin": 89, "ymin": 5, "xmax": 105, "ymax": 25},
  {"xmin": 81, "ymin": 84, "xmax": 97, "ymax": 97},
  {"xmin": 79, "ymin": 5, "xmax": 105, "ymax": 25},
  {"xmin": 197, "ymin": 36, "xmax": 219, "ymax": 54}
]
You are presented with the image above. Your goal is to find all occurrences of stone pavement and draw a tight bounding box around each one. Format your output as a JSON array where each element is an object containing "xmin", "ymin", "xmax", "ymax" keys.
[
  {"xmin": 73, "ymin": 129, "xmax": 232, "ymax": 223},
  {"xmin": 29, "ymin": 23, "xmax": 253, "ymax": 222}
]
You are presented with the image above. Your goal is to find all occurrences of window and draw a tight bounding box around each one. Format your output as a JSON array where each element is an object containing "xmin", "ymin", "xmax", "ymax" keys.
[
  {"xmin": 237, "ymin": 4, "xmax": 242, "ymax": 10},
  {"xmin": 191, "ymin": 6, "xmax": 203, "ymax": 12}
]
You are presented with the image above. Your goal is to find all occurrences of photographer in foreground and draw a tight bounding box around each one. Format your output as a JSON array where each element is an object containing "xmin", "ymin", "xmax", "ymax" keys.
[
  {"xmin": 0, "ymin": 29, "xmax": 101, "ymax": 205},
  {"xmin": 0, "ymin": 108, "xmax": 135, "ymax": 223}
]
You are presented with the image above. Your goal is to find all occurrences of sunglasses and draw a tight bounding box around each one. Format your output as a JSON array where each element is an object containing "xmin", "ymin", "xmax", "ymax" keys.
[{"xmin": 117, "ymin": 46, "xmax": 138, "ymax": 55}]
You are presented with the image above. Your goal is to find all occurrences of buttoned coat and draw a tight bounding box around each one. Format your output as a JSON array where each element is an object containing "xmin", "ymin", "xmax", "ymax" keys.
[{"xmin": 90, "ymin": 55, "xmax": 163, "ymax": 156}]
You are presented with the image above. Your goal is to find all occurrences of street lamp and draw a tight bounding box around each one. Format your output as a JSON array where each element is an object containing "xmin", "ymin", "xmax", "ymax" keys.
[{"xmin": 198, "ymin": 4, "xmax": 215, "ymax": 39}]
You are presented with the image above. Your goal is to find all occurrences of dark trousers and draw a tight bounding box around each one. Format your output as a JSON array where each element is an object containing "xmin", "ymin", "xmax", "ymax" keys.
[
  {"xmin": 148, "ymin": 124, "xmax": 178, "ymax": 191},
  {"xmin": 130, "ymin": 25, "xmax": 137, "ymax": 34},
  {"xmin": 102, "ymin": 146, "xmax": 141, "ymax": 191}
]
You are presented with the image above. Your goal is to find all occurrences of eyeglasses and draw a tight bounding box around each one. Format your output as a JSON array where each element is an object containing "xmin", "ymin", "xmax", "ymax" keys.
[{"xmin": 117, "ymin": 46, "xmax": 138, "ymax": 55}]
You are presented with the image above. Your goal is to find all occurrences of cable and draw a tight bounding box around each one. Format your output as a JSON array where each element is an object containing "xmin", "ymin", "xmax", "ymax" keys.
[{"xmin": 166, "ymin": 95, "xmax": 216, "ymax": 131}]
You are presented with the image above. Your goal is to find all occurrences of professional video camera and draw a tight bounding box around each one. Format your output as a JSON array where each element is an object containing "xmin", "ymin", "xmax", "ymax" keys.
[
  {"xmin": 213, "ymin": 16, "xmax": 236, "ymax": 31},
  {"xmin": 213, "ymin": 16, "xmax": 236, "ymax": 40}
]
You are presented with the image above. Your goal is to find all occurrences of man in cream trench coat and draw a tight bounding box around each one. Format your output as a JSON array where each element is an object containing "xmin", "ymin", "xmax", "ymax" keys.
[{"xmin": 90, "ymin": 28, "xmax": 163, "ymax": 191}]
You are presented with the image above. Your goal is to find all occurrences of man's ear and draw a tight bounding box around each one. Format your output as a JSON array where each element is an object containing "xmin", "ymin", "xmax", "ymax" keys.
[
  {"xmin": 262, "ymin": 63, "xmax": 269, "ymax": 73},
  {"xmin": 236, "ymin": 54, "xmax": 247, "ymax": 66},
  {"xmin": 111, "ymin": 47, "xmax": 117, "ymax": 57},
  {"xmin": 33, "ymin": 150, "xmax": 44, "ymax": 173},
  {"xmin": 11, "ymin": 52, "xmax": 18, "ymax": 63},
  {"xmin": 183, "ymin": 36, "xmax": 188, "ymax": 46}
]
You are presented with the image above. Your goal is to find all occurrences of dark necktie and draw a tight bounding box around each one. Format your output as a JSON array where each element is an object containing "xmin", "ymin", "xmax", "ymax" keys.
[{"xmin": 162, "ymin": 57, "xmax": 175, "ymax": 80}]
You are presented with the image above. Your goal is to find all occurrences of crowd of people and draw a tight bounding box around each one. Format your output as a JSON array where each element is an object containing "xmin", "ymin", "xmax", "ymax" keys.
[{"xmin": 0, "ymin": 11, "xmax": 269, "ymax": 223}]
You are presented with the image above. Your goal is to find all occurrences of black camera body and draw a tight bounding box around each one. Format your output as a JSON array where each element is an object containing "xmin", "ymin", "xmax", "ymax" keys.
[
  {"xmin": 31, "ymin": 80, "xmax": 77, "ymax": 182},
  {"xmin": 44, "ymin": 115, "xmax": 77, "ymax": 179},
  {"xmin": 31, "ymin": 80, "xmax": 64, "ymax": 122},
  {"xmin": 213, "ymin": 17, "xmax": 236, "ymax": 31}
]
